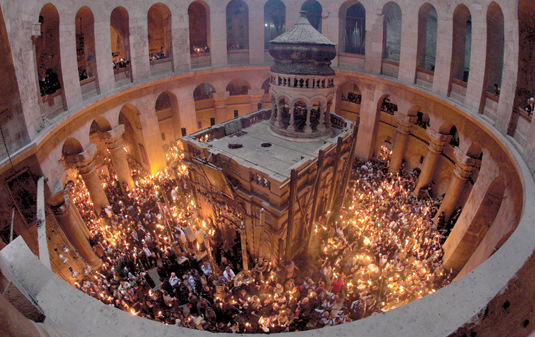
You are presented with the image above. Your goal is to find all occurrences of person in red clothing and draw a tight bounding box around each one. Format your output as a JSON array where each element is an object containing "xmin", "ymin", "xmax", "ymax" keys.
[{"xmin": 331, "ymin": 274, "xmax": 346, "ymax": 294}]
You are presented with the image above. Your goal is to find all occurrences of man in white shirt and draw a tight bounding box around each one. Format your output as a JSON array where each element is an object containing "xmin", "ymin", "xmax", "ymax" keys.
[
  {"xmin": 223, "ymin": 266, "xmax": 235, "ymax": 282},
  {"xmin": 169, "ymin": 272, "xmax": 179, "ymax": 287}
]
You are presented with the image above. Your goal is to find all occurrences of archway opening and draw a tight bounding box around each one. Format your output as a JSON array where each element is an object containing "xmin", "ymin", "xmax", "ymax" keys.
[
  {"xmin": 336, "ymin": 81, "xmax": 361, "ymax": 121},
  {"xmin": 226, "ymin": 0, "xmax": 249, "ymax": 64},
  {"xmin": 301, "ymin": 0, "xmax": 322, "ymax": 32},
  {"xmin": 226, "ymin": 79, "xmax": 250, "ymax": 96},
  {"xmin": 340, "ymin": 2, "xmax": 365, "ymax": 55},
  {"xmin": 482, "ymin": 2, "xmax": 504, "ymax": 118},
  {"xmin": 194, "ymin": 83, "xmax": 216, "ymax": 130},
  {"xmin": 450, "ymin": 5, "xmax": 471, "ymax": 85},
  {"xmin": 189, "ymin": 1, "xmax": 211, "ymax": 68},
  {"xmin": 155, "ymin": 91, "xmax": 181, "ymax": 147},
  {"xmin": 75, "ymin": 6, "xmax": 99, "ymax": 97},
  {"xmin": 416, "ymin": 4, "xmax": 437, "ymax": 72},
  {"xmin": 118, "ymin": 105, "xmax": 147, "ymax": 170},
  {"xmin": 36, "ymin": 4, "xmax": 66, "ymax": 115},
  {"xmin": 382, "ymin": 2, "xmax": 402, "ymax": 77},
  {"xmin": 264, "ymin": 0, "xmax": 285, "ymax": 50},
  {"xmin": 110, "ymin": 7, "xmax": 132, "ymax": 83},
  {"xmin": 148, "ymin": 3, "xmax": 173, "ymax": 75}
]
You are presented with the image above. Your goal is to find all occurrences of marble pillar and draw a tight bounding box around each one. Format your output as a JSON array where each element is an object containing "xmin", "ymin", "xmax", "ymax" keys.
[
  {"xmin": 49, "ymin": 190, "xmax": 102, "ymax": 268},
  {"xmin": 100, "ymin": 125, "xmax": 134, "ymax": 191},
  {"xmin": 436, "ymin": 147, "xmax": 478, "ymax": 221},
  {"xmin": 413, "ymin": 129, "xmax": 450, "ymax": 195},
  {"xmin": 64, "ymin": 144, "xmax": 110, "ymax": 213},
  {"xmin": 389, "ymin": 117, "xmax": 411, "ymax": 173}
]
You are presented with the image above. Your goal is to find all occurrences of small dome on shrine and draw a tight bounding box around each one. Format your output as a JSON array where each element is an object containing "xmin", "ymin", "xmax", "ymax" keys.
[{"xmin": 269, "ymin": 12, "xmax": 337, "ymax": 76}]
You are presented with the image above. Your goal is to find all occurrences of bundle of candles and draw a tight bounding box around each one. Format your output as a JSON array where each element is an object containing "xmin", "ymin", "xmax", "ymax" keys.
[{"xmin": 68, "ymin": 142, "xmax": 451, "ymax": 332}]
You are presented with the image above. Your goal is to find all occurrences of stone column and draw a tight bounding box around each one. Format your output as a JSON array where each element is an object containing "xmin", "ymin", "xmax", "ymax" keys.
[
  {"xmin": 0, "ymin": 293, "xmax": 41, "ymax": 337},
  {"xmin": 364, "ymin": 10, "xmax": 384, "ymax": 74},
  {"xmin": 214, "ymin": 91, "xmax": 229, "ymax": 124},
  {"xmin": 248, "ymin": 2, "xmax": 264, "ymax": 65},
  {"xmin": 304, "ymin": 103, "xmax": 313, "ymax": 134},
  {"xmin": 465, "ymin": 15, "xmax": 487, "ymax": 113},
  {"xmin": 436, "ymin": 147, "xmax": 478, "ymax": 221},
  {"xmin": 100, "ymin": 125, "xmax": 134, "ymax": 191},
  {"xmin": 49, "ymin": 190, "xmax": 102, "ymax": 268},
  {"xmin": 239, "ymin": 224, "xmax": 248, "ymax": 272},
  {"xmin": 93, "ymin": 11, "xmax": 115, "ymax": 94},
  {"xmin": 59, "ymin": 15, "xmax": 83, "ymax": 109},
  {"xmin": 413, "ymin": 129, "xmax": 450, "ymax": 195},
  {"xmin": 249, "ymin": 90, "xmax": 263, "ymax": 112},
  {"xmin": 397, "ymin": 8, "xmax": 418, "ymax": 83},
  {"xmin": 171, "ymin": 12, "xmax": 191, "ymax": 73},
  {"xmin": 287, "ymin": 107, "xmax": 296, "ymax": 132},
  {"xmin": 129, "ymin": 13, "xmax": 150, "ymax": 82},
  {"xmin": 432, "ymin": 13, "xmax": 454, "ymax": 97},
  {"xmin": 276, "ymin": 101, "xmax": 284, "ymax": 127},
  {"xmin": 317, "ymin": 104, "xmax": 326, "ymax": 132},
  {"xmin": 64, "ymin": 144, "xmax": 110, "ymax": 213},
  {"xmin": 389, "ymin": 117, "xmax": 411, "ymax": 173},
  {"xmin": 210, "ymin": 7, "xmax": 228, "ymax": 68}
]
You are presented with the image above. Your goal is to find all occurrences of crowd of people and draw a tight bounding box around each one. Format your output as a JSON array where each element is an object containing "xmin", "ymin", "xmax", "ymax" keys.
[
  {"xmin": 38, "ymin": 67, "xmax": 61, "ymax": 96},
  {"xmin": 113, "ymin": 58, "xmax": 130, "ymax": 70},
  {"xmin": 227, "ymin": 42, "xmax": 247, "ymax": 51},
  {"xmin": 69, "ymin": 144, "xmax": 451, "ymax": 333}
]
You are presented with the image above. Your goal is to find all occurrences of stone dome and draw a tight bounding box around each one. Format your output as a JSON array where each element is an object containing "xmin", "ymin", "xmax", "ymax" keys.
[{"xmin": 269, "ymin": 12, "xmax": 336, "ymax": 76}]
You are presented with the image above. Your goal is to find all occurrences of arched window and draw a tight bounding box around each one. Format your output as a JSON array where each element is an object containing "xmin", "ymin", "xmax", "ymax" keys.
[
  {"xmin": 301, "ymin": 0, "xmax": 322, "ymax": 32},
  {"xmin": 341, "ymin": 2, "xmax": 366, "ymax": 55},
  {"xmin": 264, "ymin": 0, "xmax": 286, "ymax": 49},
  {"xmin": 110, "ymin": 7, "xmax": 132, "ymax": 82},
  {"xmin": 189, "ymin": 1, "xmax": 209, "ymax": 53},
  {"xmin": 226, "ymin": 0, "xmax": 249, "ymax": 51},
  {"xmin": 515, "ymin": 0, "xmax": 535, "ymax": 119},
  {"xmin": 75, "ymin": 6, "xmax": 98, "ymax": 93},
  {"xmin": 147, "ymin": 4, "xmax": 172, "ymax": 69},
  {"xmin": 417, "ymin": 4, "xmax": 437, "ymax": 71},
  {"xmin": 485, "ymin": 3, "xmax": 504, "ymax": 94},
  {"xmin": 382, "ymin": 2, "xmax": 402, "ymax": 62},
  {"xmin": 449, "ymin": 126, "xmax": 460, "ymax": 147},
  {"xmin": 451, "ymin": 5, "xmax": 471, "ymax": 82},
  {"xmin": 155, "ymin": 92, "xmax": 181, "ymax": 143},
  {"xmin": 36, "ymin": 4, "xmax": 64, "ymax": 99},
  {"xmin": 193, "ymin": 83, "xmax": 215, "ymax": 101},
  {"xmin": 226, "ymin": 79, "xmax": 250, "ymax": 96}
]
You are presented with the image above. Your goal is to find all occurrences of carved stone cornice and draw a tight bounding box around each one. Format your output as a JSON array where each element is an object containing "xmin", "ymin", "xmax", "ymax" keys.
[
  {"xmin": 426, "ymin": 128, "xmax": 451, "ymax": 152},
  {"xmin": 395, "ymin": 114, "xmax": 412, "ymax": 133},
  {"xmin": 48, "ymin": 189, "xmax": 70, "ymax": 217},
  {"xmin": 453, "ymin": 147, "xmax": 480, "ymax": 179},
  {"xmin": 63, "ymin": 144, "xmax": 97, "ymax": 175},
  {"xmin": 100, "ymin": 125, "xmax": 125, "ymax": 151}
]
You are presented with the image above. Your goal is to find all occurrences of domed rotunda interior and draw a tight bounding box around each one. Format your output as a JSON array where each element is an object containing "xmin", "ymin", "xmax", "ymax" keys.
[{"xmin": 0, "ymin": 0, "xmax": 534, "ymax": 336}]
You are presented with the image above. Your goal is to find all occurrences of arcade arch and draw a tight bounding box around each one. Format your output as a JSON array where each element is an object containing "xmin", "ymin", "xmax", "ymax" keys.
[
  {"xmin": 264, "ymin": 0, "xmax": 286, "ymax": 49},
  {"xmin": 340, "ymin": 1, "xmax": 366, "ymax": 55},
  {"xmin": 147, "ymin": 3, "xmax": 173, "ymax": 75},
  {"xmin": 36, "ymin": 4, "xmax": 66, "ymax": 115},
  {"xmin": 301, "ymin": 0, "xmax": 322, "ymax": 32},
  {"xmin": 110, "ymin": 7, "xmax": 132, "ymax": 83},
  {"xmin": 189, "ymin": 1, "xmax": 211, "ymax": 68},
  {"xmin": 75, "ymin": 6, "xmax": 99, "ymax": 97}
]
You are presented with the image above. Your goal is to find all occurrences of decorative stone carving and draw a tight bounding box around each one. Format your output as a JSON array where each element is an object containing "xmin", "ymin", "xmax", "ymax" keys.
[
  {"xmin": 427, "ymin": 128, "xmax": 451, "ymax": 152},
  {"xmin": 453, "ymin": 147, "xmax": 480, "ymax": 179}
]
